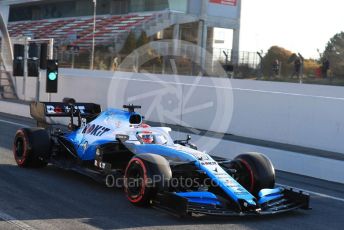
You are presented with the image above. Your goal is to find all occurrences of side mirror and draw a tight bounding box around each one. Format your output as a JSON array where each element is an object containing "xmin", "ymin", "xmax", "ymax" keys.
[
  {"xmin": 174, "ymin": 135, "xmax": 197, "ymax": 150},
  {"xmin": 188, "ymin": 143, "xmax": 197, "ymax": 150},
  {"xmin": 116, "ymin": 134, "xmax": 129, "ymax": 142}
]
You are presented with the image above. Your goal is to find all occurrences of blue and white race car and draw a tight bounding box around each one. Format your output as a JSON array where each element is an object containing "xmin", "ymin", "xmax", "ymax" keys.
[{"xmin": 13, "ymin": 101, "xmax": 310, "ymax": 216}]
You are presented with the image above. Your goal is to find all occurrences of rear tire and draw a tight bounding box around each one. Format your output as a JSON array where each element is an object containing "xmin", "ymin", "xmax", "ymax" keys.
[
  {"xmin": 233, "ymin": 152, "xmax": 275, "ymax": 196},
  {"xmin": 13, "ymin": 128, "xmax": 50, "ymax": 168}
]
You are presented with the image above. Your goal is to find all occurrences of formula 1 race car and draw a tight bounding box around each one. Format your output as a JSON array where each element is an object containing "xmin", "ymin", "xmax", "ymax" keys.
[{"xmin": 13, "ymin": 101, "xmax": 310, "ymax": 217}]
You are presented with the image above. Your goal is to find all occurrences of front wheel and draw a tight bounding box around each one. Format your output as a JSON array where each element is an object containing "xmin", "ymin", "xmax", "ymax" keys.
[
  {"xmin": 233, "ymin": 152, "xmax": 275, "ymax": 196},
  {"xmin": 13, "ymin": 128, "xmax": 50, "ymax": 168},
  {"xmin": 124, "ymin": 157, "xmax": 153, "ymax": 206},
  {"xmin": 124, "ymin": 154, "xmax": 172, "ymax": 206}
]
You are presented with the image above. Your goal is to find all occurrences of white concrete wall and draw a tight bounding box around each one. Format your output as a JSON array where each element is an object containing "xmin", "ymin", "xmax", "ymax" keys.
[
  {"xmin": 170, "ymin": 130, "xmax": 344, "ymax": 184},
  {"xmin": 13, "ymin": 68, "xmax": 344, "ymax": 154},
  {"xmin": 0, "ymin": 100, "xmax": 30, "ymax": 117},
  {"xmin": 229, "ymin": 80, "xmax": 344, "ymax": 154}
]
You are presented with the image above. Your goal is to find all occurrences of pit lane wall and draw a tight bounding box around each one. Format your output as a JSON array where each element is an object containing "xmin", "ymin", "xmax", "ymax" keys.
[{"xmin": 10, "ymin": 68, "xmax": 344, "ymax": 155}]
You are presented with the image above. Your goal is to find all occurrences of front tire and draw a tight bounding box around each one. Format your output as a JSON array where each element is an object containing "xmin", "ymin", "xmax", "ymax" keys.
[
  {"xmin": 124, "ymin": 157, "xmax": 152, "ymax": 206},
  {"xmin": 233, "ymin": 152, "xmax": 275, "ymax": 196},
  {"xmin": 13, "ymin": 128, "xmax": 50, "ymax": 168},
  {"xmin": 124, "ymin": 154, "xmax": 171, "ymax": 206}
]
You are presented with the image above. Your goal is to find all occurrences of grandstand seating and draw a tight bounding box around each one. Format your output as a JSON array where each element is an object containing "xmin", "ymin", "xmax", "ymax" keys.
[{"xmin": 7, "ymin": 14, "xmax": 154, "ymax": 51}]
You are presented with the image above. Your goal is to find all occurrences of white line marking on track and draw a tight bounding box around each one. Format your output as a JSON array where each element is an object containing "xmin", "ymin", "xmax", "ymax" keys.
[
  {"xmin": 278, "ymin": 183, "xmax": 344, "ymax": 203},
  {"xmin": 0, "ymin": 211, "xmax": 36, "ymax": 230},
  {"xmin": 0, "ymin": 119, "xmax": 29, "ymax": 127}
]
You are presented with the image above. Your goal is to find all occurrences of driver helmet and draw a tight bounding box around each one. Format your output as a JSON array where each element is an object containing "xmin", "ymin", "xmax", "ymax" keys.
[{"xmin": 137, "ymin": 131, "xmax": 154, "ymax": 144}]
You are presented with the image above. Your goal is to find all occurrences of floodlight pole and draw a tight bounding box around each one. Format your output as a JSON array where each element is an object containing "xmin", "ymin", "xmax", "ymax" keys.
[
  {"xmin": 256, "ymin": 51, "xmax": 263, "ymax": 79},
  {"xmin": 90, "ymin": 0, "xmax": 97, "ymax": 70}
]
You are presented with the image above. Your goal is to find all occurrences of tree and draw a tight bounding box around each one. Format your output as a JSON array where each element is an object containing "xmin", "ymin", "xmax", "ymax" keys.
[
  {"xmin": 262, "ymin": 46, "xmax": 293, "ymax": 77},
  {"xmin": 303, "ymin": 59, "xmax": 319, "ymax": 77},
  {"xmin": 94, "ymin": 45, "xmax": 113, "ymax": 70},
  {"xmin": 323, "ymin": 32, "xmax": 344, "ymax": 77},
  {"xmin": 261, "ymin": 46, "xmax": 320, "ymax": 78},
  {"xmin": 136, "ymin": 31, "xmax": 150, "ymax": 48},
  {"xmin": 120, "ymin": 30, "xmax": 137, "ymax": 56}
]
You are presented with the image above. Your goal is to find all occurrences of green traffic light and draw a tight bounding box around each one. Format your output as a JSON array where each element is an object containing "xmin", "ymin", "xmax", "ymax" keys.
[{"xmin": 48, "ymin": 72, "xmax": 57, "ymax": 81}]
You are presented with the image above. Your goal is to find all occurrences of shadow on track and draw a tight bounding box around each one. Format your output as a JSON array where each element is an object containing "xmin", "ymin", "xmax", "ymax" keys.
[{"xmin": 0, "ymin": 163, "xmax": 313, "ymax": 230}]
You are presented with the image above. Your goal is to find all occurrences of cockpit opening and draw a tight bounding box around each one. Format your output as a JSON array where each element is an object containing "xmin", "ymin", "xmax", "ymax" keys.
[{"xmin": 136, "ymin": 131, "xmax": 168, "ymax": 145}]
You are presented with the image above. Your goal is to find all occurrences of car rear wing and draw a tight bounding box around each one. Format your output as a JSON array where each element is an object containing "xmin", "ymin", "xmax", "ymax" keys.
[{"xmin": 30, "ymin": 101, "xmax": 101, "ymax": 124}]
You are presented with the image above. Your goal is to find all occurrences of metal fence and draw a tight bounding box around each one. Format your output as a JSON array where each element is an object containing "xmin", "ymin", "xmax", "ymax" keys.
[
  {"xmin": 56, "ymin": 44, "xmax": 263, "ymax": 74},
  {"xmin": 3, "ymin": 36, "xmax": 343, "ymax": 86},
  {"xmin": 213, "ymin": 48, "xmax": 262, "ymax": 68}
]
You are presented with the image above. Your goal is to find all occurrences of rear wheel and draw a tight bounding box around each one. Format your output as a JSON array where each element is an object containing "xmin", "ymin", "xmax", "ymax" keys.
[
  {"xmin": 13, "ymin": 128, "xmax": 50, "ymax": 168},
  {"xmin": 233, "ymin": 152, "xmax": 275, "ymax": 196}
]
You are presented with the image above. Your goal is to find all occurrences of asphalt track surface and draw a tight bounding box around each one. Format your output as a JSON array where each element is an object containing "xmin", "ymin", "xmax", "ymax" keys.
[{"xmin": 0, "ymin": 113, "xmax": 344, "ymax": 230}]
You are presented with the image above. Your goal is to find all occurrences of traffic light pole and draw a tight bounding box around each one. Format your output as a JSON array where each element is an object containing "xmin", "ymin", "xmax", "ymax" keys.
[
  {"xmin": 48, "ymin": 90, "xmax": 51, "ymax": 102},
  {"xmin": 23, "ymin": 37, "xmax": 29, "ymax": 100},
  {"xmin": 48, "ymin": 38, "xmax": 54, "ymax": 59},
  {"xmin": 48, "ymin": 38, "xmax": 54, "ymax": 102},
  {"xmin": 15, "ymin": 38, "xmax": 54, "ymax": 101},
  {"xmin": 36, "ymin": 70, "xmax": 40, "ymax": 101},
  {"xmin": 31, "ymin": 38, "xmax": 54, "ymax": 102}
]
